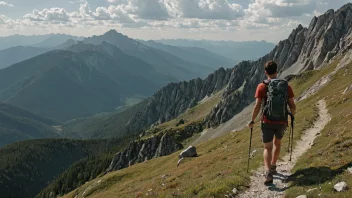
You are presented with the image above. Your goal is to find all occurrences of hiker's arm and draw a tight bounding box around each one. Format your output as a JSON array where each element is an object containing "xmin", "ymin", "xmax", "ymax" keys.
[
  {"xmin": 288, "ymin": 98, "xmax": 296, "ymax": 116},
  {"xmin": 251, "ymin": 98, "xmax": 262, "ymax": 122}
]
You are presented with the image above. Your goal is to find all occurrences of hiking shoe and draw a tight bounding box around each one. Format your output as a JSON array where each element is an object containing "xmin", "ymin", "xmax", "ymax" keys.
[
  {"xmin": 270, "ymin": 165, "xmax": 277, "ymax": 174},
  {"xmin": 264, "ymin": 171, "xmax": 273, "ymax": 185}
]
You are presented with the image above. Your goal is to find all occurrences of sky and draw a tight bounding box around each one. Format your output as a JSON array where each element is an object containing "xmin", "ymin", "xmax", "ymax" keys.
[{"xmin": 0, "ymin": 0, "xmax": 350, "ymax": 42}]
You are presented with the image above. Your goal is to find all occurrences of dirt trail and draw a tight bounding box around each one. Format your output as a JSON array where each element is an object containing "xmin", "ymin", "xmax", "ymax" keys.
[{"xmin": 239, "ymin": 100, "xmax": 330, "ymax": 198}]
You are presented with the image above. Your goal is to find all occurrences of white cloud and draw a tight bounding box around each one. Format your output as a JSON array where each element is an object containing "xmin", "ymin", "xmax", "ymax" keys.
[
  {"xmin": 0, "ymin": 15, "xmax": 9, "ymax": 24},
  {"xmin": 24, "ymin": 8, "xmax": 71, "ymax": 22},
  {"xmin": 107, "ymin": 0, "xmax": 170, "ymax": 20},
  {"xmin": 0, "ymin": 1, "xmax": 13, "ymax": 7},
  {"xmin": 164, "ymin": 0, "xmax": 244, "ymax": 20},
  {"xmin": 245, "ymin": 0, "xmax": 316, "ymax": 25}
]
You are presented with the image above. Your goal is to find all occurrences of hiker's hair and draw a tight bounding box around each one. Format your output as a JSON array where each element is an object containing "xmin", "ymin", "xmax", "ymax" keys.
[{"xmin": 264, "ymin": 61, "xmax": 278, "ymax": 75}]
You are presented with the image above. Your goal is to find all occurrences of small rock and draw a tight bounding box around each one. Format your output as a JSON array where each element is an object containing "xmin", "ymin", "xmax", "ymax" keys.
[
  {"xmin": 232, "ymin": 188, "xmax": 238, "ymax": 194},
  {"xmin": 296, "ymin": 195, "xmax": 307, "ymax": 198},
  {"xmin": 334, "ymin": 182, "xmax": 348, "ymax": 192},
  {"xmin": 307, "ymin": 188, "xmax": 318, "ymax": 192},
  {"xmin": 161, "ymin": 174, "xmax": 170, "ymax": 179},
  {"xmin": 343, "ymin": 85, "xmax": 352, "ymax": 94},
  {"xmin": 348, "ymin": 167, "xmax": 352, "ymax": 174}
]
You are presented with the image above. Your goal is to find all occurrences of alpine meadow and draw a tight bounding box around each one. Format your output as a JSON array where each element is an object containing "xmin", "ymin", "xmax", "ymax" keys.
[{"xmin": 0, "ymin": 1, "xmax": 351, "ymax": 198}]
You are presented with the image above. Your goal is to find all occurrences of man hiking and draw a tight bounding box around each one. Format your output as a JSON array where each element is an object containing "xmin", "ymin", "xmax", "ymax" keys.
[{"xmin": 248, "ymin": 60, "xmax": 296, "ymax": 185}]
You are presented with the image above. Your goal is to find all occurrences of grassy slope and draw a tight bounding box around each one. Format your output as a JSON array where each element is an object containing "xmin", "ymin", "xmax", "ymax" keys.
[
  {"xmin": 63, "ymin": 56, "xmax": 352, "ymax": 198},
  {"xmin": 285, "ymin": 59, "xmax": 352, "ymax": 197}
]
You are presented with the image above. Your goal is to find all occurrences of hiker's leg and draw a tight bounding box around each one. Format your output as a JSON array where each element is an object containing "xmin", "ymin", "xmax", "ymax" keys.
[
  {"xmin": 263, "ymin": 141, "xmax": 273, "ymax": 171},
  {"xmin": 271, "ymin": 137, "xmax": 281, "ymax": 165},
  {"xmin": 262, "ymin": 124, "xmax": 275, "ymax": 171},
  {"xmin": 271, "ymin": 125, "xmax": 286, "ymax": 165}
]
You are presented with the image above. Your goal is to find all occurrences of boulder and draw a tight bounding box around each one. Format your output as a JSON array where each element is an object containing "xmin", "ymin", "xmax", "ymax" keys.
[
  {"xmin": 296, "ymin": 195, "xmax": 307, "ymax": 198},
  {"xmin": 334, "ymin": 182, "xmax": 348, "ymax": 192},
  {"xmin": 179, "ymin": 146, "xmax": 197, "ymax": 159},
  {"xmin": 348, "ymin": 167, "xmax": 352, "ymax": 174}
]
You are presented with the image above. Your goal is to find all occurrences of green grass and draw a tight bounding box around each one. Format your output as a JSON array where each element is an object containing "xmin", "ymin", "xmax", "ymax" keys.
[
  {"xmin": 62, "ymin": 56, "xmax": 352, "ymax": 198},
  {"xmin": 284, "ymin": 58, "xmax": 352, "ymax": 197}
]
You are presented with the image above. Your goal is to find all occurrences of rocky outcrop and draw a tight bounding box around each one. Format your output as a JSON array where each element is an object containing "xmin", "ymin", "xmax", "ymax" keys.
[
  {"xmin": 106, "ymin": 122, "xmax": 203, "ymax": 173},
  {"xmin": 206, "ymin": 4, "xmax": 352, "ymax": 127},
  {"xmin": 124, "ymin": 67, "xmax": 232, "ymax": 135}
]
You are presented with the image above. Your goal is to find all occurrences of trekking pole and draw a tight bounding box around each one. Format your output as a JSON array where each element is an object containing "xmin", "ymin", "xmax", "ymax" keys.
[
  {"xmin": 289, "ymin": 115, "xmax": 295, "ymax": 161},
  {"xmin": 247, "ymin": 128, "xmax": 253, "ymax": 173},
  {"xmin": 287, "ymin": 125, "xmax": 291, "ymax": 153}
]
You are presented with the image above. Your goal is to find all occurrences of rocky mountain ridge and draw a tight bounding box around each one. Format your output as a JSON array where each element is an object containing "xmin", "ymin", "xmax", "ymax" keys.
[
  {"xmin": 206, "ymin": 3, "xmax": 352, "ymax": 126},
  {"xmin": 106, "ymin": 122, "xmax": 203, "ymax": 172}
]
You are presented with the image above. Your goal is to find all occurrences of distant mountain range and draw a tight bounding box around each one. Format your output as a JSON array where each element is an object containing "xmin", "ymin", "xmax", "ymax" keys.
[
  {"xmin": 138, "ymin": 40, "xmax": 234, "ymax": 69},
  {"xmin": 83, "ymin": 30, "xmax": 214, "ymax": 81},
  {"xmin": 0, "ymin": 34, "xmax": 83, "ymax": 50},
  {"xmin": 155, "ymin": 39, "xmax": 275, "ymax": 62},
  {"xmin": 0, "ymin": 30, "xmax": 276, "ymax": 139}
]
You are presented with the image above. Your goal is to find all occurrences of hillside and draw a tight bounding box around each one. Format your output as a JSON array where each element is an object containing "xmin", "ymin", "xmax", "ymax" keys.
[
  {"xmin": 0, "ymin": 46, "xmax": 49, "ymax": 69},
  {"xmin": 0, "ymin": 50, "xmax": 131, "ymax": 121},
  {"xmin": 0, "ymin": 138, "xmax": 129, "ymax": 198},
  {"xmin": 83, "ymin": 30, "xmax": 214, "ymax": 81},
  {"xmin": 139, "ymin": 40, "xmax": 234, "ymax": 69},
  {"xmin": 63, "ymin": 46, "xmax": 352, "ymax": 198},
  {"xmin": 156, "ymin": 39, "xmax": 275, "ymax": 62},
  {"xmin": 0, "ymin": 103, "xmax": 61, "ymax": 147}
]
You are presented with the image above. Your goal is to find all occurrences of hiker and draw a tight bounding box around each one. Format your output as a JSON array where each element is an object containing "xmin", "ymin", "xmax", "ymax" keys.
[{"xmin": 248, "ymin": 60, "xmax": 296, "ymax": 185}]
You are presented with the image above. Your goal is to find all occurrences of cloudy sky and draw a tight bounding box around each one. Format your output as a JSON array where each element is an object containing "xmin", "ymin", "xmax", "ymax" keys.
[{"xmin": 0, "ymin": 0, "xmax": 350, "ymax": 42}]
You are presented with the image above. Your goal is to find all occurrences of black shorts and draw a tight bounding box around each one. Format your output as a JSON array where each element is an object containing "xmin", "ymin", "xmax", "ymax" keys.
[{"xmin": 261, "ymin": 123, "xmax": 287, "ymax": 143}]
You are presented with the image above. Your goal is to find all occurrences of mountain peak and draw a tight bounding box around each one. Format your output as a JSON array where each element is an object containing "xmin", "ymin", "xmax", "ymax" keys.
[{"xmin": 103, "ymin": 29, "xmax": 123, "ymax": 37}]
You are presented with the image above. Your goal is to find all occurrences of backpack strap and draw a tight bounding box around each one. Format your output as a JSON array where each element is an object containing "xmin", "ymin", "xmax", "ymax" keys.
[
  {"xmin": 261, "ymin": 79, "xmax": 271, "ymax": 126},
  {"xmin": 263, "ymin": 79, "xmax": 271, "ymax": 86}
]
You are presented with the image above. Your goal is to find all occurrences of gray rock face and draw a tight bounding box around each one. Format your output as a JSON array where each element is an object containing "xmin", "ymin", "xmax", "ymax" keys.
[
  {"xmin": 334, "ymin": 182, "xmax": 348, "ymax": 192},
  {"xmin": 106, "ymin": 132, "xmax": 181, "ymax": 172},
  {"xmin": 124, "ymin": 67, "xmax": 232, "ymax": 135},
  {"xmin": 296, "ymin": 195, "xmax": 307, "ymax": 198},
  {"xmin": 154, "ymin": 133, "xmax": 182, "ymax": 158}
]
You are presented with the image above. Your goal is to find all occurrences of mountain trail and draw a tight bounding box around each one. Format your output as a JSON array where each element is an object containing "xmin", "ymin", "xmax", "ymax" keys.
[{"xmin": 239, "ymin": 99, "xmax": 330, "ymax": 198}]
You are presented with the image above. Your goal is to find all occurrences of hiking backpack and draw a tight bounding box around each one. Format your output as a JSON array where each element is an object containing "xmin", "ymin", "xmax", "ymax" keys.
[{"xmin": 262, "ymin": 79, "xmax": 289, "ymax": 121}]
